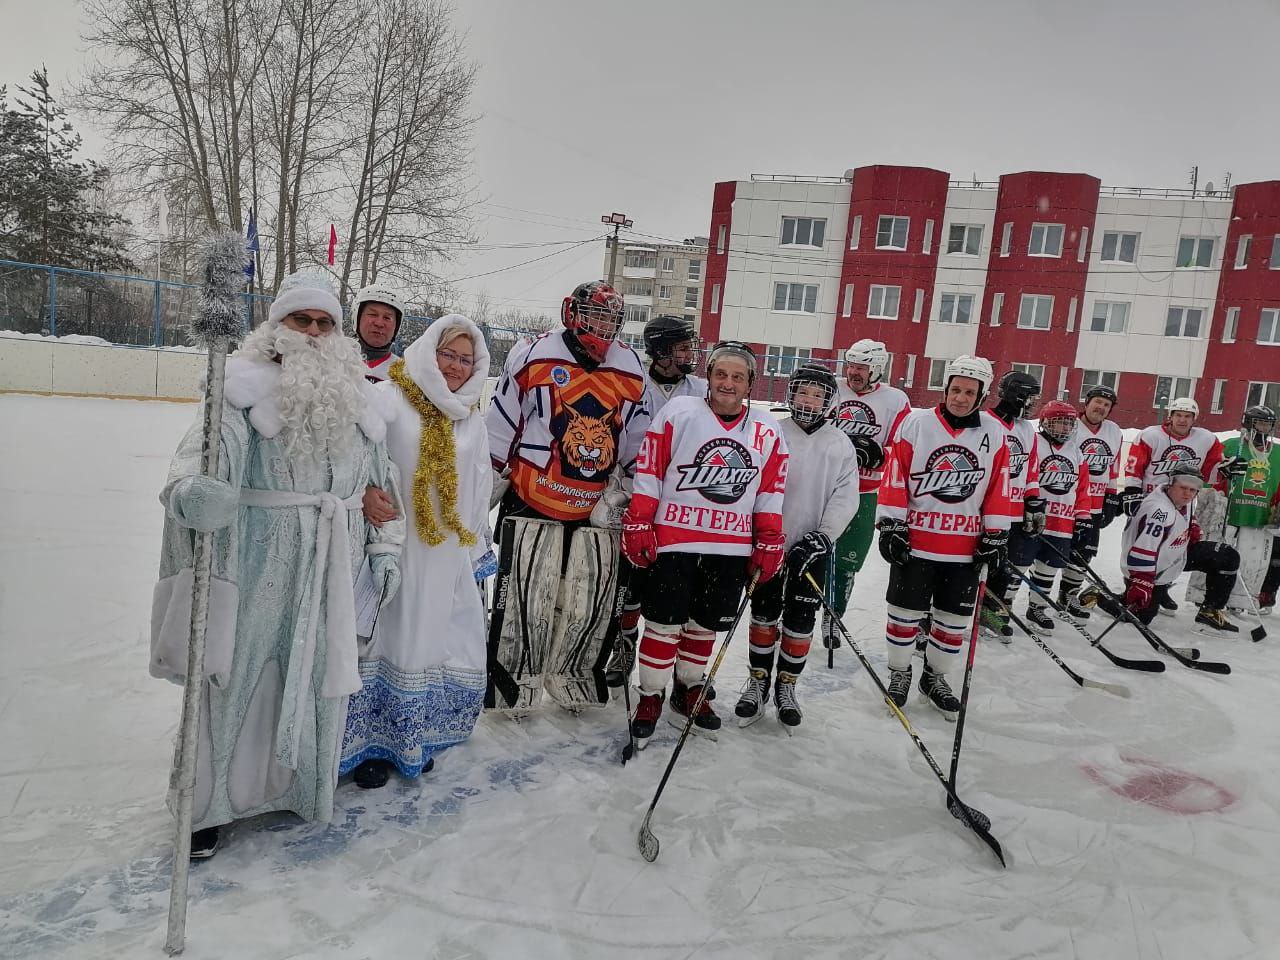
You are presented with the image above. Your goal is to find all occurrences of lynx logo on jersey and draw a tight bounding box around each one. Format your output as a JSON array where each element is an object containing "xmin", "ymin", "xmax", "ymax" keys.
[
  {"xmin": 1039, "ymin": 453, "xmax": 1079, "ymax": 496},
  {"xmin": 1151, "ymin": 444, "xmax": 1201, "ymax": 477},
  {"xmin": 831, "ymin": 400, "xmax": 879, "ymax": 438},
  {"xmin": 1078, "ymin": 436, "xmax": 1115, "ymax": 477},
  {"xmin": 911, "ymin": 444, "xmax": 985, "ymax": 503},
  {"xmin": 1007, "ymin": 434, "xmax": 1029, "ymax": 479},
  {"xmin": 676, "ymin": 438, "xmax": 757, "ymax": 504}
]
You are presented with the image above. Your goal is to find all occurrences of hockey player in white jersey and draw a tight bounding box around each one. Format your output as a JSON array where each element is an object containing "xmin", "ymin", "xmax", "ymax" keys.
[
  {"xmin": 1081, "ymin": 463, "xmax": 1242, "ymax": 632},
  {"xmin": 735, "ymin": 364, "xmax": 858, "ymax": 728},
  {"xmin": 350, "ymin": 283, "xmax": 406, "ymax": 382},
  {"xmin": 822, "ymin": 340, "xmax": 911, "ymax": 651},
  {"xmin": 876, "ymin": 355, "xmax": 1013, "ymax": 719},
  {"xmin": 1056, "ymin": 384, "xmax": 1124, "ymax": 620},
  {"xmin": 622, "ymin": 342, "xmax": 789, "ymax": 744}
]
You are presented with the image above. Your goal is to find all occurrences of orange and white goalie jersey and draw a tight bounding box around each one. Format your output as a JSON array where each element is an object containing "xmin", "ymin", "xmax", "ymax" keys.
[
  {"xmin": 877, "ymin": 407, "xmax": 1013, "ymax": 563},
  {"xmin": 1031, "ymin": 432, "xmax": 1093, "ymax": 537},
  {"xmin": 1124, "ymin": 425, "xmax": 1224, "ymax": 494},
  {"xmin": 990, "ymin": 412, "xmax": 1040, "ymax": 521},
  {"xmin": 1074, "ymin": 416, "xmax": 1124, "ymax": 515},
  {"xmin": 486, "ymin": 332, "xmax": 650, "ymax": 521},
  {"xmin": 631, "ymin": 397, "xmax": 788, "ymax": 557}
]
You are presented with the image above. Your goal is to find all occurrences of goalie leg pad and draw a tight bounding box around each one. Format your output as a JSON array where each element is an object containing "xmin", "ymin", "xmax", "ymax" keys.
[{"xmin": 543, "ymin": 526, "xmax": 623, "ymax": 710}]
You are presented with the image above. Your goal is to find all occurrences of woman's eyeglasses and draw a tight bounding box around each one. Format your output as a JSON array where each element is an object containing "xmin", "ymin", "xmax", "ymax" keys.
[{"xmin": 437, "ymin": 348, "xmax": 475, "ymax": 369}]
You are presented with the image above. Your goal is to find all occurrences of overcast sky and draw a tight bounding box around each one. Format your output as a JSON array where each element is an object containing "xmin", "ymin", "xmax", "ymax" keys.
[{"xmin": 5, "ymin": 0, "xmax": 1280, "ymax": 317}]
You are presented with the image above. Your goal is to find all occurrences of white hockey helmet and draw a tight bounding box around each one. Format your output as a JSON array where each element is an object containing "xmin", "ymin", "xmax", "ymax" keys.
[
  {"xmin": 1167, "ymin": 396, "xmax": 1199, "ymax": 418},
  {"xmin": 943, "ymin": 355, "xmax": 994, "ymax": 397},
  {"xmin": 844, "ymin": 339, "xmax": 889, "ymax": 384},
  {"xmin": 350, "ymin": 283, "xmax": 407, "ymax": 335}
]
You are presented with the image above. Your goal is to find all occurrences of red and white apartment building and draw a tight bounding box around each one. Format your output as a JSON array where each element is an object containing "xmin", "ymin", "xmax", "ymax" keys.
[{"xmin": 696, "ymin": 166, "xmax": 1280, "ymax": 429}]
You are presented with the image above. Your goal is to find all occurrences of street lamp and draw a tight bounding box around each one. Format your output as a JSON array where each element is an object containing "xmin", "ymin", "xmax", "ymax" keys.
[{"xmin": 602, "ymin": 212, "xmax": 634, "ymax": 286}]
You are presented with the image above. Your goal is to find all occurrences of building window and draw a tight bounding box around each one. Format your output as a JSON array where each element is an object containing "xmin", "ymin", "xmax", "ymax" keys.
[
  {"xmin": 773, "ymin": 282, "xmax": 818, "ymax": 313},
  {"xmin": 990, "ymin": 292, "xmax": 1004, "ymax": 326},
  {"xmin": 624, "ymin": 304, "xmax": 651, "ymax": 325},
  {"xmin": 684, "ymin": 288, "xmax": 699, "ymax": 310},
  {"xmin": 659, "ymin": 255, "xmax": 675, "ymax": 274},
  {"xmin": 764, "ymin": 345, "xmax": 811, "ymax": 378},
  {"xmin": 923, "ymin": 220, "xmax": 934, "ymax": 255},
  {"xmin": 913, "ymin": 289, "xmax": 924, "ymax": 323},
  {"xmin": 1067, "ymin": 296, "xmax": 1078, "ymax": 332},
  {"xmin": 1077, "ymin": 227, "xmax": 1089, "ymax": 263},
  {"xmin": 1165, "ymin": 306, "xmax": 1204, "ymax": 338},
  {"xmin": 688, "ymin": 259, "xmax": 702, "ymax": 281},
  {"xmin": 842, "ymin": 283, "xmax": 854, "ymax": 318},
  {"xmin": 1271, "ymin": 235, "xmax": 1280, "ymax": 269},
  {"xmin": 938, "ymin": 292, "xmax": 973, "ymax": 324},
  {"xmin": 1000, "ymin": 222, "xmax": 1012, "ymax": 257},
  {"xmin": 1211, "ymin": 379, "xmax": 1227, "ymax": 414},
  {"xmin": 624, "ymin": 250, "xmax": 656, "ymax": 269},
  {"xmin": 947, "ymin": 223, "xmax": 983, "ymax": 256},
  {"xmin": 1028, "ymin": 223, "xmax": 1064, "ymax": 257},
  {"xmin": 656, "ymin": 284, "xmax": 673, "ymax": 300},
  {"xmin": 781, "ymin": 217, "xmax": 826, "ymax": 248},
  {"xmin": 1018, "ymin": 294, "xmax": 1053, "ymax": 330},
  {"xmin": 876, "ymin": 215, "xmax": 909, "ymax": 250},
  {"xmin": 1224, "ymin": 307, "xmax": 1240, "ymax": 342},
  {"xmin": 1012, "ymin": 362, "xmax": 1046, "ymax": 384},
  {"xmin": 1176, "ymin": 236, "xmax": 1214, "ymax": 268},
  {"xmin": 710, "ymin": 283, "xmax": 720, "ymax": 313},
  {"xmin": 903, "ymin": 354, "xmax": 916, "ymax": 388},
  {"xmin": 1081, "ymin": 369, "xmax": 1120, "ymax": 400},
  {"xmin": 1235, "ymin": 236, "xmax": 1251, "ymax": 270},
  {"xmin": 868, "ymin": 285, "xmax": 901, "ymax": 319},
  {"xmin": 1260, "ymin": 308, "xmax": 1280, "ymax": 345},
  {"xmin": 1100, "ymin": 231, "xmax": 1139, "ymax": 263},
  {"xmin": 683, "ymin": 313, "xmax": 695, "ymax": 325},
  {"xmin": 1090, "ymin": 301, "xmax": 1129, "ymax": 334},
  {"xmin": 624, "ymin": 280, "xmax": 653, "ymax": 297},
  {"xmin": 927, "ymin": 358, "xmax": 948, "ymax": 390},
  {"xmin": 849, "ymin": 215, "xmax": 862, "ymax": 250},
  {"xmin": 1154, "ymin": 376, "xmax": 1194, "ymax": 408},
  {"xmin": 716, "ymin": 226, "xmax": 727, "ymax": 255},
  {"xmin": 1247, "ymin": 381, "xmax": 1280, "ymax": 410}
]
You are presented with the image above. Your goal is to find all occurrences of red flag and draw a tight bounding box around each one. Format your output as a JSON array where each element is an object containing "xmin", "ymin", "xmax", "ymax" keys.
[{"xmin": 327, "ymin": 224, "xmax": 337, "ymax": 266}]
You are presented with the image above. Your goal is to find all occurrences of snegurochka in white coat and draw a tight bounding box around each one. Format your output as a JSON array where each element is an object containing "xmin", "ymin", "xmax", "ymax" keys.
[{"xmin": 340, "ymin": 315, "xmax": 496, "ymax": 788}]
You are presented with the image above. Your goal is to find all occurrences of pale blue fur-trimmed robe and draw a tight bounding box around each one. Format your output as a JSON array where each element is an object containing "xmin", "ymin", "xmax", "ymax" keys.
[{"xmin": 151, "ymin": 355, "xmax": 404, "ymax": 830}]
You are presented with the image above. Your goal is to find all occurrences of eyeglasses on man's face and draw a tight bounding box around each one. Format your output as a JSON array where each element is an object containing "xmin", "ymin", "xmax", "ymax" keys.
[{"xmin": 284, "ymin": 312, "xmax": 336, "ymax": 333}]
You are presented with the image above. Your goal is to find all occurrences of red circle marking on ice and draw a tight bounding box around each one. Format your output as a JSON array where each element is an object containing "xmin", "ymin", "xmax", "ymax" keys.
[{"xmin": 1081, "ymin": 756, "xmax": 1236, "ymax": 814}]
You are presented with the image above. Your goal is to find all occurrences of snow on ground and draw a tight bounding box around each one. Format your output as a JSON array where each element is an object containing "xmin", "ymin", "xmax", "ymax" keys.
[{"xmin": 2, "ymin": 393, "xmax": 1279, "ymax": 960}]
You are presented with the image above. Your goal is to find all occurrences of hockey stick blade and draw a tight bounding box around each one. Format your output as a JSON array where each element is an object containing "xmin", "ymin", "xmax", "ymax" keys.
[
  {"xmin": 1081, "ymin": 678, "xmax": 1133, "ymax": 698},
  {"xmin": 989, "ymin": 593, "xmax": 1131, "ymax": 698},
  {"xmin": 1090, "ymin": 640, "xmax": 1165, "ymax": 673},
  {"xmin": 1252, "ymin": 623, "xmax": 1267, "ymax": 643},
  {"xmin": 946, "ymin": 794, "xmax": 992, "ymax": 832},
  {"xmin": 637, "ymin": 813, "xmax": 659, "ymax": 862}
]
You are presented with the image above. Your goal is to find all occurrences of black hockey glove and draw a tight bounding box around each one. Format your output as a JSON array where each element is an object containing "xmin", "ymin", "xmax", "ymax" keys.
[
  {"xmin": 1121, "ymin": 486, "xmax": 1144, "ymax": 517},
  {"xmin": 849, "ymin": 434, "xmax": 885, "ymax": 472},
  {"xmin": 975, "ymin": 529, "xmax": 1008, "ymax": 571},
  {"xmin": 1219, "ymin": 455, "xmax": 1248, "ymax": 479},
  {"xmin": 1021, "ymin": 496, "xmax": 1047, "ymax": 537},
  {"xmin": 877, "ymin": 519, "xmax": 911, "ymax": 567},
  {"xmin": 1100, "ymin": 491, "xmax": 1123, "ymax": 528},
  {"xmin": 1071, "ymin": 515, "xmax": 1096, "ymax": 552},
  {"xmin": 788, "ymin": 530, "xmax": 833, "ymax": 577}
]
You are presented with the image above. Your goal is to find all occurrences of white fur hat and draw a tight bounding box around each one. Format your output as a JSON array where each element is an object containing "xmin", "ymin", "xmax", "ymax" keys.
[{"xmin": 268, "ymin": 270, "xmax": 343, "ymax": 327}]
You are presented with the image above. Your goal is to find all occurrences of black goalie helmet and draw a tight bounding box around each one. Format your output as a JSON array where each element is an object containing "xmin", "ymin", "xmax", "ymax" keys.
[{"xmin": 787, "ymin": 362, "xmax": 839, "ymax": 426}]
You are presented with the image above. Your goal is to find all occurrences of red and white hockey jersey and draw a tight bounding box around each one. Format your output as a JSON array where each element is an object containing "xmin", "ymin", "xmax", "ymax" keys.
[
  {"xmin": 1122, "ymin": 488, "xmax": 1193, "ymax": 585},
  {"xmin": 1124, "ymin": 425, "xmax": 1224, "ymax": 494},
  {"xmin": 363, "ymin": 353, "xmax": 396, "ymax": 382},
  {"xmin": 1031, "ymin": 431, "xmax": 1093, "ymax": 537},
  {"xmin": 486, "ymin": 332, "xmax": 650, "ymax": 521},
  {"xmin": 630, "ymin": 397, "xmax": 788, "ymax": 556},
  {"xmin": 828, "ymin": 382, "xmax": 911, "ymax": 493},
  {"xmin": 1074, "ymin": 416, "xmax": 1124, "ymax": 515},
  {"xmin": 877, "ymin": 407, "xmax": 1013, "ymax": 563},
  {"xmin": 990, "ymin": 411, "xmax": 1041, "ymax": 521},
  {"xmin": 643, "ymin": 373, "xmax": 707, "ymax": 418}
]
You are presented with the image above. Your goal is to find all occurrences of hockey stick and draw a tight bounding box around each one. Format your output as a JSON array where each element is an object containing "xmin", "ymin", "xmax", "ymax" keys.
[
  {"xmin": 1007, "ymin": 568, "xmax": 1165, "ymax": 673},
  {"xmin": 947, "ymin": 566, "xmax": 987, "ymax": 818},
  {"xmin": 986, "ymin": 592, "xmax": 1131, "ymax": 697},
  {"xmin": 804, "ymin": 572, "xmax": 1006, "ymax": 868},
  {"xmin": 1045, "ymin": 540, "xmax": 1230, "ymax": 675},
  {"xmin": 637, "ymin": 572, "xmax": 759, "ymax": 863},
  {"xmin": 605, "ymin": 564, "xmax": 640, "ymax": 765}
]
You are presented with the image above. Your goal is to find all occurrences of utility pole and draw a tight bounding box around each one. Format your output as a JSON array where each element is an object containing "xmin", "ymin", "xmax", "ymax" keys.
[{"xmin": 602, "ymin": 211, "xmax": 633, "ymax": 286}]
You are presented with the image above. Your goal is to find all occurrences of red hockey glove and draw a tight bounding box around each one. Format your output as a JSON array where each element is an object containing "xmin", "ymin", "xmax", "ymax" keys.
[
  {"xmin": 620, "ymin": 518, "xmax": 658, "ymax": 568},
  {"xmin": 1123, "ymin": 574, "xmax": 1154, "ymax": 611},
  {"xmin": 748, "ymin": 529, "xmax": 786, "ymax": 584},
  {"xmin": 1188, "ymin": 520, "xmax": 1203, "ymax": 545}
]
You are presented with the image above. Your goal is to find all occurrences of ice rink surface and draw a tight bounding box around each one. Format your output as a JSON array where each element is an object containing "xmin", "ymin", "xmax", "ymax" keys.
[{"xmin": 2, "ymin": 394, "xmax": 1278, "ymax": 960}]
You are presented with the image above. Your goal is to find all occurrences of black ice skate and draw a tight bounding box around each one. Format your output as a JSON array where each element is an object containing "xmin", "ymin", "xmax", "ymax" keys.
[
  {"xmin": 630, "ymin": 691, "xmax": 665, "ymax": 748},
  {"xmin": 190, "ymin": 826, "xmax": 221, "ymax": 860},
  {"xmin": 979, "ymin": 606, "xmax": 1011, "ymax": 644},
  {"xmin": 774, "ymin": 672, "xmax": 802, "ymax": 729},
  {"xmin": 919, "ymin": 665, "xmax": 960, "ymax": 721},
  {"xmin": 1025, "ymin": 605, "xmax": 1056, "ymax": 634},
  {"xmin": 1157, "ymin": 593, "xmax": 1178, "ymax": 616},
  {"xmin": 1195, "ymin": 607, "xmax": 1240, "ymax": 634},
  {"xmin": 670, "ymin": 682, "xmax": 721, "ymax": 738},
  {"xmin": 1059, "ymin": 584, "xmax": 1092, "ymax": 622},
  {"xmin": 887, "ymin": 664, "xmax": 912, "ymax": 709},
  {"xmin": 735, "ymin": 668, "xmax": 770, "ymax": 727}
]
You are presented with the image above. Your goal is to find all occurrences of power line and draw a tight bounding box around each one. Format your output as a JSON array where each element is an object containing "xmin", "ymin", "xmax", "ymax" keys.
[{"xmin": 444, "ymin": 234, "xmax": 605, "ymax": 283}]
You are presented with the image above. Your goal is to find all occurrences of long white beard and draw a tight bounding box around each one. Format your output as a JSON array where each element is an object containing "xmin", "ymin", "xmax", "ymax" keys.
[{"xmin": 237, "ymin": 323, "xmax": 369, "ymax": 460}]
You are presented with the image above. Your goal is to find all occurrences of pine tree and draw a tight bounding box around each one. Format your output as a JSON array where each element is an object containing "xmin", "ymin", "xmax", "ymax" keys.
[{"xmin": 0, "ymin": 68, "xmax": 133, "ymax": 271}]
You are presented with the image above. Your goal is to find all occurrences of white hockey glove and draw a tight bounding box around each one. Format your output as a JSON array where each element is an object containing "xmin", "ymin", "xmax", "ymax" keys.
[
  {"xmin": 590, "ymin": 471, "xmax": 632, "ymax": 530},
  {"xmin": 489, "ymin": 465, "xmax": 511, "ymax": 511}
]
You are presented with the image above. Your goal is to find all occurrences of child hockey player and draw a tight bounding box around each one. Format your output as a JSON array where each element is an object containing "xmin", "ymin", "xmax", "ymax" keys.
[
  {"xmin": 736, "ymin": 364, "xmax": 858, "ymax": 728},
  {"xmin": 823, "ymin": 340, "xmax": 911, "ymax": 651},
  {"xmin": 876, "ymin": 355, "xmax": 1013, "ymax": 718},
  {"xmin": 1081, "ymin": 463, "xmax": 1242, "ymax": 632},
  {"xmin": 622, "ymin": 342, "xmax": 788, "ymax": 745}
]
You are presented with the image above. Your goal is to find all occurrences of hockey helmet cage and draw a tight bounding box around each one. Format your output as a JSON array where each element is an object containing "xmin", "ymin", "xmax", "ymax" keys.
[
  {"xmin": 787, "ymin": 362, "xmax": 839, "ymax": 426},
  {"xmin": 562, "ymin": 280, "xmax": 624, "ymax": 362},
  {"xmin": 1039, "ymin": 399, "xmax": 1078, "ymax": 443}
]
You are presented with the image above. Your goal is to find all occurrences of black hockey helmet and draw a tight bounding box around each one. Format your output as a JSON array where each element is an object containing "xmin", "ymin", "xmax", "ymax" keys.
[
  {"xmin": 1164, "ymin": 461, "xmax": 1204, "ymax": 489},
  {"xmin": 1084, "ymin": 383, "xmax": 1119, "ymax": 408},
  {"xmin": 643, "ymin": 314, "xmax": 699, "ymax": 372},
  {"xmin": 787, "ymin": 362, "xmax": 838, "ymax": 427},
  {"xmin": 1242, "ymin": 404, "xmax": 1276, "ymax": 430},
  {"xmin": 997, "ymin": 369, "xmax": 1041, "ymax": 408}
]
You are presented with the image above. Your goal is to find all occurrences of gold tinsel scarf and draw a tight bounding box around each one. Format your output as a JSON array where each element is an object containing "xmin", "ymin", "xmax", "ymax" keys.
[{"xmin": 388, "ymin": 359, "xmax": 477, "ymax": 548}]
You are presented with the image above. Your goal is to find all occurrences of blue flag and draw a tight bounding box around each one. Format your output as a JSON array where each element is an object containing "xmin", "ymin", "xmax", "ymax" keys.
[{"xmin": 244, "ymin": 209, "xmax": 259, "ymax": 279}]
